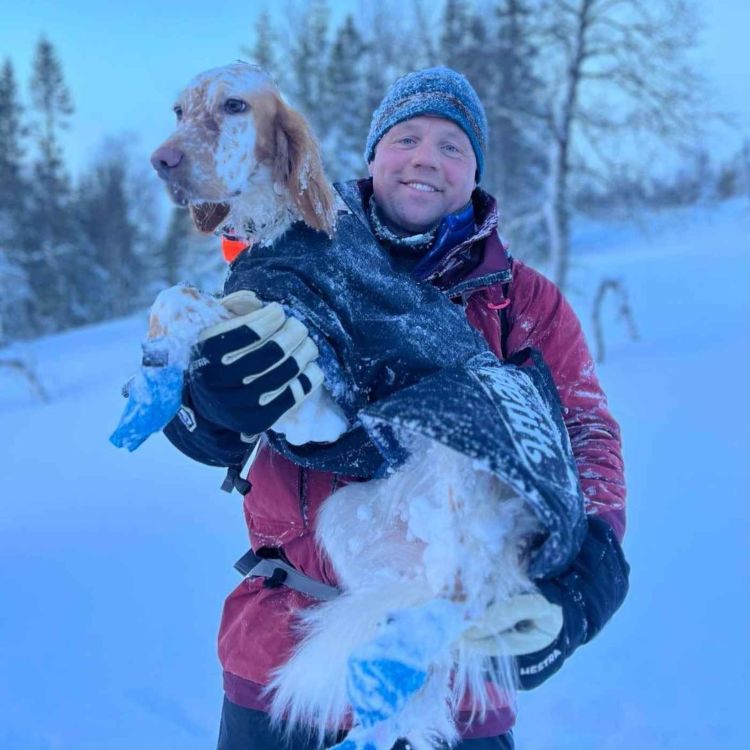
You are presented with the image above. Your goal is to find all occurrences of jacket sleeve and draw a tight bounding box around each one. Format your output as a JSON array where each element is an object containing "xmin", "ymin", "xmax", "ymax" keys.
[
  {"xmin": 506, "ymin": 261, "xmax": 626, "ymax": 540},
  {"xmin": 516, "ymin": 515, "xmax": 629, "ymax": 689},
  {"xmin": 504, "ymin": 261, "xmax": 628, "ymax": 689},
  {"xmin": 162, "ymin": 386, "xmax": 253, "ymax": 468}
]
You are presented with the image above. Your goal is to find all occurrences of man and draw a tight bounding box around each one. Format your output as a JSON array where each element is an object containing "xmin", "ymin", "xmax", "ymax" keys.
[{"xmin": 165, "ymin": 67, "xmax": 629, "ymax": 749}]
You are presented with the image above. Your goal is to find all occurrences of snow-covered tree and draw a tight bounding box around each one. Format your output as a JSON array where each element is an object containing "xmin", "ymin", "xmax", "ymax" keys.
[
  {"xmin": 490, "ymin": 1, "xmax": 546, "ymax": 217},
  {"xmin": 26, "ymin": 36, "xmax": 75, "ymax": 332},
  {"xmin": 324, "ymin": 15, "xmax": 368, "ymax": 180},
  {"xmin": 74, "ymin": 154, "xmax": 143, "ymax": 323},
  {"xmin": 287, "ymin": 0, "xmax": 333, "ymax": 136},
  {"xmin": 528, "ymin": 0, "xmax": 704, "ymax": 289},
  {"xmin": 0, "ymin": 59, "xmax": 26, "ymax": 220},
  {"xmin": 0, "ymin": 246, "xmax": 32, "ymax": 346},
  {"xmin": 0, "ymin": 58, "xmax": 33, "ymax": 339},
  {"xmin": 249, "ymin": 10, "xmax": 277, "ymax": 76}
]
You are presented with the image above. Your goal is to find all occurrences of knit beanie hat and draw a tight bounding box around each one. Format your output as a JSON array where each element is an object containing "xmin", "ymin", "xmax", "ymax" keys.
[{"xmin": 364, "ymin": 66, "xmax": 489, "ymax": 182}]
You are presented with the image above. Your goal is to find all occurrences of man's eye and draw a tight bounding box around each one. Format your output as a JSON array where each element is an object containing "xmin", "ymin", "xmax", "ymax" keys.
[
  {"xmin": 443, "ymin": 144, "xmax": 460, "ymax": 154},
  {"xmin": 224, "ymin": 98, "xmax": 249, "ymax": 114},
  {"xmin": 173, "ymin": 106, "xmax": 183, "ymax": 121},
  {"xmin": 398, "ymin": 137, "xmax": 416, "ymax": 145}
]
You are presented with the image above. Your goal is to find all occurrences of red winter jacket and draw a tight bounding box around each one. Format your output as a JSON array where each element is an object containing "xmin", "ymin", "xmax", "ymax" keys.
[{"xmin": 215, "ymin": 185, "xmax": 626, "ymax": 738}]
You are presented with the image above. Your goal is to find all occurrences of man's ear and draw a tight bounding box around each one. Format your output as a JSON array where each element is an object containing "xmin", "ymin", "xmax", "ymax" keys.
[{"xmin": 367, "ymin": 161, "xmax": 374, "ymax": 177}]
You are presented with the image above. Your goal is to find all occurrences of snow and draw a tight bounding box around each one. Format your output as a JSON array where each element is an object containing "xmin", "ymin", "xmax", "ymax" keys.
[
  {"xmin": 1, "ymin": 198, "xmax": 749, "ymax": 747},
  {"xmin": 272, "ymin": 387, "xmax": 348, "ymax": 445}
]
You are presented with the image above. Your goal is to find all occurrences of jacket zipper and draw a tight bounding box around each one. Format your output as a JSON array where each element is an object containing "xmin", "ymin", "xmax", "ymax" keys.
[{"xmin": 298, "ymin": 466, "xmax": 309, "ymax": 527}]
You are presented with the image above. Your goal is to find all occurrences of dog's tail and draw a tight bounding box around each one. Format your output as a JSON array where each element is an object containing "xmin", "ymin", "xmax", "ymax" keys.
[{"xmin": 266, "ymin": 581, "xmax": 426, "ymax": 746}]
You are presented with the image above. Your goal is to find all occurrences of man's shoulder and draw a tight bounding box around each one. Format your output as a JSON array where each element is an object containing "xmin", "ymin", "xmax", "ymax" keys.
[{"xmin": 509, "ymin": 259, "xmax": 564, "ymax": 303}]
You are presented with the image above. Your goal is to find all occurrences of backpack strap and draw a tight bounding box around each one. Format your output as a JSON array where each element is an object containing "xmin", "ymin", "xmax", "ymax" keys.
[
  {"xmin": 499, "ymin": 281, "xmax": 511, "ymax": 359},
  {"xmin": 233, "ymin": 548, "xmax": 341, "ymax": 601},
  {"xmin": 487, "ymin": 281, "xmax": 512, "ymax": 360},
  {"xmin": 221, "ymin": 439, "xmax": 261, "ymax": 495}
]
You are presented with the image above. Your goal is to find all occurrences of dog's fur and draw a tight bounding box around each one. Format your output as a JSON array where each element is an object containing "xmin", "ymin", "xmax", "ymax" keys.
[{"xmin": 152, "ymin": 63, "xmax": 537, "ymax": 749}]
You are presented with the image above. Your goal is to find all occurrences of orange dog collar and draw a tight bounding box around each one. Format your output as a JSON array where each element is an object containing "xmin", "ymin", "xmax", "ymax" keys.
[{"xmin": 222, "ymin": 235, "xmax": 250, "ymax": 263}]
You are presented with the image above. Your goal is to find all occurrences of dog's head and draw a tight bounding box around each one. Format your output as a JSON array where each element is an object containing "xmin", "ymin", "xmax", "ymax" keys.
[{"xmin": 151, "ymin": 62, "xmax": 335, "ymax": 238}]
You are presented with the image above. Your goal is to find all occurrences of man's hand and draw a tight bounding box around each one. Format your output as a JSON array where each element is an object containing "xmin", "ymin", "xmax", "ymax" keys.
[
  {"xmin": 187, "ymin": 291, "xmax": 324, "ymax": 437},
  {"xmin": 462, "ymin": 593, "xmax": 563, "ymax": 657}
]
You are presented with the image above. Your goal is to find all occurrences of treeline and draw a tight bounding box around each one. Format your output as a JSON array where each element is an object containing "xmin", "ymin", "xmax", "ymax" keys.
[
  {"xmin": 246, "ymin": 0, "xmax": 724, "ymax": 291},
  {"xmin": 248, "ymin": 0, "xmax": 546, "ymax": 246},
  {"xmin": 0, "ymin": 1, "xmax": 735, "ymax": 345},
  {"xmin": 0, "ymin": 38, "xmax": 217, "ymax": 345}
]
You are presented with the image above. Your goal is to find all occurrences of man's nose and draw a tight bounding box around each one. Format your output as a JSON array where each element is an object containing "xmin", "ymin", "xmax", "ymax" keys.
[
  {"xmin": 150, "ymin": 145, "xmax": 184, "ymax": 175},
  {"xmin": 409, "ymin": 141, "xmax": 439, "ymax": 169}
]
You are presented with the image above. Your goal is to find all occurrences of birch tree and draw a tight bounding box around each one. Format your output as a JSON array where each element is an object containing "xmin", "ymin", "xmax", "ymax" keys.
[{"xmin": 530, "ymin": 0, "xmax": 703, "ymax": 289}]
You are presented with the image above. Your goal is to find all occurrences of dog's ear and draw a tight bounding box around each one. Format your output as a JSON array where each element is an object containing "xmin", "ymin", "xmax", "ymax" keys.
[{"xmin": 273, "ymin": 102, "xmax": 336, "ymax": 237}]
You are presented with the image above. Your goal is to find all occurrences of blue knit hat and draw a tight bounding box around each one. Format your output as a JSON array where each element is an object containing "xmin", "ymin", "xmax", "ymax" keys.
[{"xmin": 364, "ymin": 66, "xmax": 488, "ymax": 182}]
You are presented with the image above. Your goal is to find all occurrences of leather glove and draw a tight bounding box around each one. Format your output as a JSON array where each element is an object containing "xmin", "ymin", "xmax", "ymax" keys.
[
  {"xmin": 462, "ymin": 593, "xmax": 563, "ymax": 657},
  {"xmin": 187, "ymin": 290, "xmax": 324, "ymax": 436}
]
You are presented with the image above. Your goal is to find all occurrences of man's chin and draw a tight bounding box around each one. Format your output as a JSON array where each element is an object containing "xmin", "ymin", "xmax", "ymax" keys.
[{"xmin": 392, "ymin": 207, "xmax": 444, "ymax": 235}]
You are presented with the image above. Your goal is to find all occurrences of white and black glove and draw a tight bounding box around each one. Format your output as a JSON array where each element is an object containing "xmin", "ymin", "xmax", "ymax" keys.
[
  {"xmin": 463, "ymin": 516, "xmax": 630, "ymax": 693},
  {"xmin": 187, "ymin": 291, "xmax": 324, "ymax": 438}
]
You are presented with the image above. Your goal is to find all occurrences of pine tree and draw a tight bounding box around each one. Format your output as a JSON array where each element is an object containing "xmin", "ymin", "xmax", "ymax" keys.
[
  {"xmin": 439, "ymin": 0, "xmax": 475, "ymax": 75},
  {"xmin": 0, "ymin": 58, "xmax": 32, "ymax": 340},
  {"xmin": 288, "ymin": 0, "xmax": 332, "ymax": 136},
  {"xmin": 160, "ymin": 206, "xmax": 192, "ymax": 287},
  {"xmin": 74, "ymin": 155, "xmax": 142, "ymax": 324},
  {"xmin": 26, "ymin": 36, "xmax": 75, "ymax": 332},
  {"xmin": 490, "ymin": 0, "xmax": 547, "ymax": 258},
  {"xmin": 156, "ymin": 207, "xmax": 224, "ymax": 294},
  {"xmin": 0, "ymin": 59, "xmax": 26, "ymax": 220},
  {"xmin": 325, "ymin": 15, "xmax": 368, "ymax": 180},
  {"xmin": 246, "ymin": 10, "xmax": 277, "ymax": 78}
]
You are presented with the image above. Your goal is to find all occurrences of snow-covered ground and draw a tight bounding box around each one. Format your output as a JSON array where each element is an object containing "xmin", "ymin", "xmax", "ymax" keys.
[{"xmin": 1, "ymin": 198, "xmax": 748, "ymax": 748}]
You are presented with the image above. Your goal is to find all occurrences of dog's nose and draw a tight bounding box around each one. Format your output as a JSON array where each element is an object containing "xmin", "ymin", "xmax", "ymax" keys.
[{"xmin": 150, "ymin": 145, "xmax": 184, "ymax": 173}]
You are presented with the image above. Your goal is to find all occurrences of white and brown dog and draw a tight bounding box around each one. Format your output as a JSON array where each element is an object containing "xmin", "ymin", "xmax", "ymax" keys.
[
  {"xmin": 151, "ymin": 63, "xmax": 562, "ymax": 750},
  {"xmin": 151, "ymin": 62, "xmax": 336, "ymax": 247}
]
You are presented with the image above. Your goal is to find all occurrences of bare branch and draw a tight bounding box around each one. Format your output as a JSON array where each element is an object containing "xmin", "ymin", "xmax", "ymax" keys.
[
  {"xmin": 592, "ymin": 278, "xmax": 639, "ymax": 363},
  {"xmin": 0, "ymin": 358, "xmax": 48, "ymax": 401}
]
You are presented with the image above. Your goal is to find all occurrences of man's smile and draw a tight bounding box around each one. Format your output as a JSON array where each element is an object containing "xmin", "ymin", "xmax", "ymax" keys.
[{"xmin": 402, "ymin": 181, "xmax": 441, "ymax": 193}]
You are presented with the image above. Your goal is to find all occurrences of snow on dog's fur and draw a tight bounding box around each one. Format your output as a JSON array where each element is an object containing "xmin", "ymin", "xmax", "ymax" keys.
[{"xmin": 152, "ymin": 62, "xmax": 541, "ymax": 749}]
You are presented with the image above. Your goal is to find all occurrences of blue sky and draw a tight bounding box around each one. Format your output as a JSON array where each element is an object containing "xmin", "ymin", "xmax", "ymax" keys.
[{"xmin": 1, "ymin": 0, "xmax": 748, "ymax": 177}]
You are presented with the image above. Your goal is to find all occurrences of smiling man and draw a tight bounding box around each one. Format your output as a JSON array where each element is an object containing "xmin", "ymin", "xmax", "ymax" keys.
[
  {"xmin": 165, "ymin": 66, "xmax": 628, "ymax": 750},
  {"xmin": 368, "ymin": 115, "xmax": 477, "ymax": 234}
]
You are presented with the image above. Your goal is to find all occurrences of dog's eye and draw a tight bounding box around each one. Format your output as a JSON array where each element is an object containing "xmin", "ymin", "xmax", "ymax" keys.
[
  {"xmin": 173, "ymin": 106, "xmax": 183, "ymax": 121},
  {"xmin": 224, "ymin": 98, "xmax": 248, "ymax": 115}
]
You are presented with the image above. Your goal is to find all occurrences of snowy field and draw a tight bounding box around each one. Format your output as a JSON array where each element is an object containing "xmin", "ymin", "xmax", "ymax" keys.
[{"xmin": 1, "ymin": 199, "xmax": 748, "ymax": 748}]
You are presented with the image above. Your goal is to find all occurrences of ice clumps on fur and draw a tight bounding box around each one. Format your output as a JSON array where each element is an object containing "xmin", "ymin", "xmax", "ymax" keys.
[
  {"xmin": 272, "ymin": 387, "xmax": 348, "ymax": 445},
  {"xmin": 268, "ymin": 436, "xmax": 538, "ymax": 749},
  {"xmin": 110, "ymin": 285, "xmax": 230, "ymax": 451}
]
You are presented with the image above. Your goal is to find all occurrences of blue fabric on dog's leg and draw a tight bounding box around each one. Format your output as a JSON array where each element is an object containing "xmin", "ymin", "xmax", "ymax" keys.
[
  {"xmin": 110, "ymin": 365, "xmax": 184, "ymax": 451},
  {"xmin": 329, "ymin": 740, "xmax": 377, "ymax": 750},
  {"xmin": 346, "ymin": 599, "xmax": 464, "ymax": 726},
  {"xmin": 347, "ymin": 656, "xmax": 427, "ymax": 726}
]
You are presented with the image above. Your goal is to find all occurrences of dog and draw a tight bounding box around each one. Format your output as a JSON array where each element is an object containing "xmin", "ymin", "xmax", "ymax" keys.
[
  {"xmin": 151, "ymin": 62, "xmax": 336, "ymax": 247},
  {"xmin": 151, "ymin": 63, "xmax": 564, "ymax": 750}
]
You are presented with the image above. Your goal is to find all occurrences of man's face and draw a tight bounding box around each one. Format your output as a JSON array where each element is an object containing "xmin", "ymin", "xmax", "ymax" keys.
[{"xmin": 369, "ymin": 116, "xmax": 477, "ymax": 235}]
